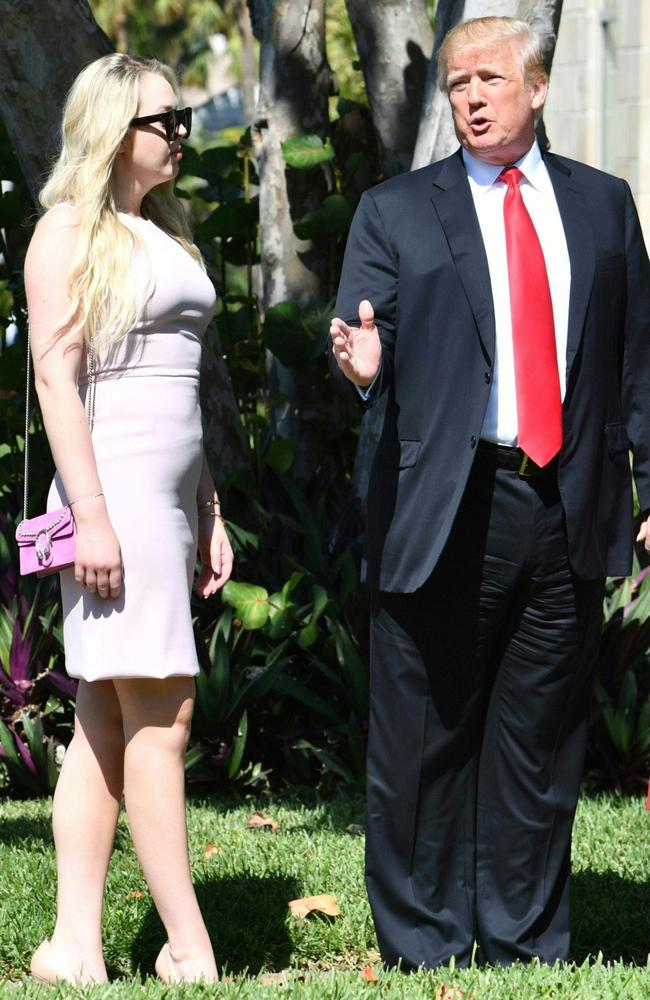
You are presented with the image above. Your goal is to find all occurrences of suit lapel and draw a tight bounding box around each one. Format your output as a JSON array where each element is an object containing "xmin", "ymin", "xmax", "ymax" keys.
[
  {"xmin": 430, "ymin": 151, "xmax": 496, "ymax": 364},
  {"xmin": 544, "ymin": 153, "xmax": 596, "ymax": 380}
]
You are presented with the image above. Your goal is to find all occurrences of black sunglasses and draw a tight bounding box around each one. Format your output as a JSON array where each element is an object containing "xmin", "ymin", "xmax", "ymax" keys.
[{"xmin": 130, "ymin": 107, "xmax": 192, "ymax": 141}]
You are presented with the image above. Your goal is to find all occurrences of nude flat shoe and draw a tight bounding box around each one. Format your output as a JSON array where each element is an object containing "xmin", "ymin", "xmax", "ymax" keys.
[{"xmin": 30, "ymin": 939, "xmax": 77, "ymax": 986}]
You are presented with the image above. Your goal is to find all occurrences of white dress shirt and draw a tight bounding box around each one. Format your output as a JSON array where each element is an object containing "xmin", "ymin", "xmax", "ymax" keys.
[{"xmin": 463, "ymin": 141, "xmax": 571, "ymax": 445}]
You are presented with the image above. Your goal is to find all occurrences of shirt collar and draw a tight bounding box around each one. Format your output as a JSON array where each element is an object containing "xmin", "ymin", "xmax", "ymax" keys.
[{"xmin": 462, "ymin": 140, "xmax": 547, "ymax": 193}]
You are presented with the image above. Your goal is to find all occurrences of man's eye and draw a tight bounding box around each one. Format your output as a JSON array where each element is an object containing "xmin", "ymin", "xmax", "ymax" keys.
[{"xmin": 450, "ymin": 81, "xmax": 467, "ymax": 92}]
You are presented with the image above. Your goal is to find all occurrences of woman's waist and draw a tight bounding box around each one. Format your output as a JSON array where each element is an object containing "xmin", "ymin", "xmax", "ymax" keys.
[{"xmin": 79, "ymin": 367, "xmax": 200, "ymax": 384}]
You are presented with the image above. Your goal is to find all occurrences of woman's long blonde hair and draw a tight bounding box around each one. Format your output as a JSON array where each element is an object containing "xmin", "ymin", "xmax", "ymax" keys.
[{"xmin": 40, "ymin": 53, "xmax": 203, "ymax": 349}]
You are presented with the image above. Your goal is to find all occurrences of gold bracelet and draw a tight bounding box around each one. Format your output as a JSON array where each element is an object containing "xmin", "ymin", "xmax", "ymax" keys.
[
  {"xmin": 69, "ymin": 491, "xmax": 105, "ymax": 507},
  {"xmin": 199, "ymin": 511, "xmax": 224, "ymax": 521},
  {"xmin": 198, "ymin": 498, "xmax": 220, "ymax": 509}
]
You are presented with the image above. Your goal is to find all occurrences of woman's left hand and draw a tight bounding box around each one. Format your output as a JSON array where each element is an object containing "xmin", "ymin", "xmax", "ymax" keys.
[{"xmin": 195, "ymin": 515, "xmax": 234, "ymax": 597}]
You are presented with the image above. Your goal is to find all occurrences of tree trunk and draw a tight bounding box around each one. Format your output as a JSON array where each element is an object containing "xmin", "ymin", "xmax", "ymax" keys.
[
  {"xmin": 248, "ymin": 0, "xmax": 337, "ymax": 471},
  {"xmin": 412, "ymin": 0, "xmax": 563, "ymax": 169},
  {"xmin": 248, "ymin": 0, "xmax": 334, "ymax": 312},
  {"xmin": 238, "ymin": 0, "xmax": 257, "ymax": 124},
  {"xmin": 345, "ymin": 0, "xmax": 433, "ymax": 178},
  {"xmin": 0, "ymin": 0, "xmax": 249, "ymax": 483},
  {"xmin": 200, "ymin": 322, "xmax": 252, "ymax": 479},
  {"xmin": 0, "ymin": 0, "xmax": 113, "ymax": 202}
]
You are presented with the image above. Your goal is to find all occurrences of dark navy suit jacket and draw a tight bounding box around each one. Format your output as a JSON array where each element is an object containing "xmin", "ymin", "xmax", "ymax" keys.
[{"xmin": 334, "ymin": 149, "xmax": 650, "ymax": 592}]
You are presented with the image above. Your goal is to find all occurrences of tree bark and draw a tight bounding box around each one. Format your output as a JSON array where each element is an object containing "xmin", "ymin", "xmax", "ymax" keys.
[
  {"xmin": 248, "ymin": 0, "xmax": 334, "ymax": 312},
  {"xmin": 345, "ymin": 0, "xmax": 433, "ymax": 178},
  {"xmin": 0, "ymin": 0, "xmax": 248, "ymax": 482},
  {"xmin": 248, "ymin": 0, "xmax": 338, "ymax": 469},
  {"xmin": 238, "ymin": 0, "xmax": 258, "ymax": 124},
  {"xmin": 412, "ymin": 0, "xmax": 563, "ymax": 169},
  {"xmin": 0, "ymin": 0, "xmax": 113, "ymax": 202}
]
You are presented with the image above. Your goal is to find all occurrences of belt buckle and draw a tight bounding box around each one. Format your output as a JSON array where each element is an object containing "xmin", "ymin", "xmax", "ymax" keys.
[{"xmin": 518, "ymin": 452, "xmax": 532, "ymax": 477}]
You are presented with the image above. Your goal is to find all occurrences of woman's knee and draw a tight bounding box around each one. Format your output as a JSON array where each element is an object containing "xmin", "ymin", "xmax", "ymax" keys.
[
  {"xmin": 74, "ymin": 679, "xmax": 125, "ymax": 752},
  {"xmin": 114, "ymin": 677, "xmax": 195, "ymax": 753}
]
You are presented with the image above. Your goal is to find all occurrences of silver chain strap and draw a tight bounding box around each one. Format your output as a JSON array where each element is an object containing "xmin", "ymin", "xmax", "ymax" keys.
[{"xmin": 22, "ymin": 326, "xmax": 95, "ymax": 518}]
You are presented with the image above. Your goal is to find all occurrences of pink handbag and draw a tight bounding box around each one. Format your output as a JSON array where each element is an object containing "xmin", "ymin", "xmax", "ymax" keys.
[
  {"xmin": 15, "ymin": 328, "xmax": 95, "ymax": 577},
  {"xmin": 16, "ymin": 507, "xmax": 76, "ymax": 577}
]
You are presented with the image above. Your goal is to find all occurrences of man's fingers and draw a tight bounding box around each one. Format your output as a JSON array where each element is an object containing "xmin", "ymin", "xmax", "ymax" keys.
[
  {"xmin": 330, "ymin": 318, "xmax": 350, "ymax": 339},
  {"xmin": 359, "ymin": 299, "xmax": 375, "ymax": 330}
]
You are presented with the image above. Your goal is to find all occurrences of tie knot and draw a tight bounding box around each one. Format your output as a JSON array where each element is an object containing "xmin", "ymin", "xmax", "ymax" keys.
[{"xmin": 499, "ymin": 166, "xmax": 524, "ymax": 188}]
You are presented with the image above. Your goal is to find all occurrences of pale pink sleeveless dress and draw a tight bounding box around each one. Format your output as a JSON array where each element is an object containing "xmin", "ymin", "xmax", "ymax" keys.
[{"xmin": 48, "ymin": 213, "xmax": 216, "ymax": 680}]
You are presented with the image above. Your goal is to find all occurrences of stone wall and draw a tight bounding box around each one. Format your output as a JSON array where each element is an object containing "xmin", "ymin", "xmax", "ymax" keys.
[{"xmin": 544, "ymin": 0, "xmax": 650, "ymax": 238}]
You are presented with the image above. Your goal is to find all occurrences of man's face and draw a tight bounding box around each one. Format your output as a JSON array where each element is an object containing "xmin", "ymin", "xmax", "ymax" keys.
[{"xmin": 446, "ymin": 39, "xmax": 547, "ymax": 165}]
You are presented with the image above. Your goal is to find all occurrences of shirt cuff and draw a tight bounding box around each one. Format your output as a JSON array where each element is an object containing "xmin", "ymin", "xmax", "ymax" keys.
[{"xmin": 355, "ymin": 366, "xmax": 381, "ymax": 402}]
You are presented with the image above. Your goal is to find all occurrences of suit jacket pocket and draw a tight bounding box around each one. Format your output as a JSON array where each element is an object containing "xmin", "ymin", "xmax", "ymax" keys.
[
  {"xmin": 376, "ymin": 438, "xmax": 422, "ymax": 468},
  {"xmin": 595, "ymin": 254, "xmax": 625, "ymax": 272},
  {"xmin": 604, "ymin": 421, "xmax": 629, "ymax": 454}
]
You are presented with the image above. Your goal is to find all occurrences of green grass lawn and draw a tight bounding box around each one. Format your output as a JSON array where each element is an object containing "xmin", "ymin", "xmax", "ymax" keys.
[{"xmin": 0, "ymin": 793, "xmax": 648, "ymax": 998}]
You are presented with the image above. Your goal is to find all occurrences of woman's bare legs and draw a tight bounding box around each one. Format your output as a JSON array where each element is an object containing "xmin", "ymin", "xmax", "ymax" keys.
[
  {"xmin": 34, "ymin": 679, "xmax": 125, "ymax": 984},
  {"xmin": 113, "ymin": 677, "xmax": 217, "ymax": 983}
]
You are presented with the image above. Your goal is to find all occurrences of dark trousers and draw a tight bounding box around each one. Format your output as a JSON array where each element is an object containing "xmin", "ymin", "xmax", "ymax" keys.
[{"xmin": 366, "ymin": 450, "xmax": 604, "ymax": 969}]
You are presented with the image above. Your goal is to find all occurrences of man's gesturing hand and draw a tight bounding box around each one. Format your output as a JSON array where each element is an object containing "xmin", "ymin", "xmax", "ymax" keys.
[
  {"xmin": 636, "ymin": 514, "xmax": 650, "ymax": 556},
  {"xmin": 330, "ymin": 299, "xmax": 382, "ymax": 387}
]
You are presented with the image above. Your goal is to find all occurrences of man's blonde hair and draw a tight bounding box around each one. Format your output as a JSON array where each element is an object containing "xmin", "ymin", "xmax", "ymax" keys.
[{"xmin": 437, "ymin": 16, "xmax": 549, "ymax": 92}]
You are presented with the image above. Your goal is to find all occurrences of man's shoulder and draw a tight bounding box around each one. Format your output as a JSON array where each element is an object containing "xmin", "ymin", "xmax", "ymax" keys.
[
  {"xmin": 544, "ymin": 151, "xmax": 628, "ymax": 194},
  {"xmin": 363, "ymin": 151, "xmax": 462, "ymax": 208}
]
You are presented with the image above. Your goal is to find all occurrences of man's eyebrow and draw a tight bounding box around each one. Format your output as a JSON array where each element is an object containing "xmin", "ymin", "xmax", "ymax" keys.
[{"xmin": 448, "ymin": 64, "xmax": 508, "ymax": 81}]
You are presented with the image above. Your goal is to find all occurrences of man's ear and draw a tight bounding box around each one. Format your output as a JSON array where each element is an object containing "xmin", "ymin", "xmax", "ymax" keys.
[{"xmin": 531, "ymin": 77, "xmax": 548, "ymax": 111}]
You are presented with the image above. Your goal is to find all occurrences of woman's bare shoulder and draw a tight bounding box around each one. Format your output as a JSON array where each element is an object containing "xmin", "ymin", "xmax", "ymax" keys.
[{"xmin": 25, "ymin": 204, "xmax": 81, "ymax": 275}]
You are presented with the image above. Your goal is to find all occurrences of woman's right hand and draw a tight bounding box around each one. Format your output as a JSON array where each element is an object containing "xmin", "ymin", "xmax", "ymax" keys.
[{"xmin": 73, "ymin": 500, "xmax": 123, "ymax": 599}]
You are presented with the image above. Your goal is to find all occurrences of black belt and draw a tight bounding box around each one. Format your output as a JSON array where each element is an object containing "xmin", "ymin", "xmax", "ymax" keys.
[{"xmin": 477, "ymin": 440, "xmax": 558, "ymax": 478}]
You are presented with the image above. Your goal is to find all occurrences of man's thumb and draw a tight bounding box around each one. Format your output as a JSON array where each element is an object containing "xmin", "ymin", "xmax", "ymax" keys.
[{"xmin": 359, "ymin": 299, "xmax": 375, "ymax": 329}]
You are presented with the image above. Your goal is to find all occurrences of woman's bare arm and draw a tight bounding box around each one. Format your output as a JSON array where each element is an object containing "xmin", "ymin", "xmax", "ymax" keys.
[{"xmin": 24, "ymin": 205, "xmax": 122, "ymax": 598}]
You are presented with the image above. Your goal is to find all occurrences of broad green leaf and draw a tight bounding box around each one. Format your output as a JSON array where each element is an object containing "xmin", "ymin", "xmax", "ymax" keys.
[
  {"xmin": 271, "ymin": 677, "xmax": 340, "ymax": 724},
  {"xmin": 265, "ymin": 438, "xmax": 295, "ymax": 474},
  {"xmin": 293, "ymin": 195, "xmax": 353, "ymax": 241},
  {"xmin": 208, "ymin": 631, "xmax": 231, "ymax": 721},
  {"xmin": 227, "ymin": 711, "xmax": 248, "ymax": 778},
  {"xmin": 334, "ymin": 622, "xmax": 369, "ymax": 713},
  {"xmin": 0, "ymin": 721, "xmax": 19, "ymax": 765},
  {"xmin": 222, "ymin": 581, "xmax": 270, "ymax": 630},
  {"xmin": 281, "ymin": 134, "xmax": 335, "ymax": 169},
  {"xmin": 262, "ymin": 300, "xmax": 327, "ymax": 369},
  {"xmin": 197, "ymin": 197, "xmax": 259, "ymax": 242},
  {"xmin": 184, "ymin": 744, "xmax": 207, "ymax": 772}
]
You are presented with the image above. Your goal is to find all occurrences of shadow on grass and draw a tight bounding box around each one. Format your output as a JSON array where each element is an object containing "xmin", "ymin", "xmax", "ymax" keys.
[
  {"xmin": 0, "ymin": 815, "xmax": 53, "ymax": 843},
  {"xmin": 130, "ymin": 872, "xmax": 300, "ymax": 979},
  {"xmin": 571, "ymin": 869, "xmax": 650, "ymax": 964},
  {"xmin": 0, "ymin": 815, "xmax": 136, "ymax": 853}
]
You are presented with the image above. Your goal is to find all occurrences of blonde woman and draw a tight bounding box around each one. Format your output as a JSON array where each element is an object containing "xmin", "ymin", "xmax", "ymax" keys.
[{"xmin": 24, "ymin": 53, "xmax": 232, "ymax": 985}]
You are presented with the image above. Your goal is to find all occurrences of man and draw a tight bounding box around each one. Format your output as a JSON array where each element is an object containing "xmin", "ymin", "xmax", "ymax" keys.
[{"xmin": 330, "ymin": 16, "xmax": 650, "ymax": 970}]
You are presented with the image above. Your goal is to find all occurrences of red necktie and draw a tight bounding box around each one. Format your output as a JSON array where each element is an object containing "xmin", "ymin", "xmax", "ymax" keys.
[{"xmin": 500, "ymin": 166, "xmax": 562, "ymax": 467}]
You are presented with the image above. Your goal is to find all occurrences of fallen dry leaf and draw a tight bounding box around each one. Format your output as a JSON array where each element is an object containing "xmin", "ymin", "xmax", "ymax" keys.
[
  {"xmin": 124, "ymin": 891, "xmax": 144, "ymax": 900},
  {"xmin": 288, "ymin": 893, "xmax": 341, "ymax": 919},
  {"xmin": 246, "ymin": 811, "xmax": 280, "ymax": 832},
  {"xmin": 435, "ymin": 985, "xmax": 475, "ymax": 1000},
  {"xmin": 260, "ymin": 973, "xmax": 289, "ymax": 985},
  {"xmin": 361, "ymin": 965, "xmax": 379, "ymax": 983},
  {"xmin": 204, "ymin": 843, "xmax": 223, "ymax": 859},
  {"xmin": 346, "ymin": 823, "xmax": 365, "ymax": 836}
]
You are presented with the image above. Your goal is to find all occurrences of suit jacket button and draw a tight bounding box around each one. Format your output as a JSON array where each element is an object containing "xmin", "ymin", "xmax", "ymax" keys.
[
  {"xmin": 470, "ymin": 435, "xmax": 477, "ymax": 448},
  {"xmin": 485, "ymin": 371, "xmax": 492, "ymax": 383}
]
